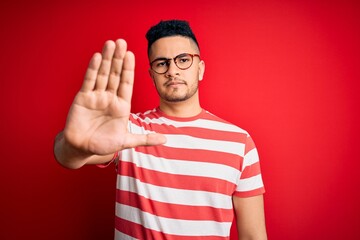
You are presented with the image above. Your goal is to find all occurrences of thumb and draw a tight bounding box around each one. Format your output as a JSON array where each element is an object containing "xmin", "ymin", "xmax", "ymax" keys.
[{"xmin": 122, "ymin": 133, "xmax": 167, "ymax": 149}]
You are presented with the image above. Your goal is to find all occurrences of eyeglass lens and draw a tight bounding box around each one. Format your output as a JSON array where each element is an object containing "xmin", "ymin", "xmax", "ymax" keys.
[{"xmin": 151, "ymin": 53, "xmax": 197, "ymax": 74}]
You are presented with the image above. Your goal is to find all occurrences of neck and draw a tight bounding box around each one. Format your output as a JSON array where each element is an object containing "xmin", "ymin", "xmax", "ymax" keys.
[{"xmin": 159, "ymin": 95, "xmax": 202, "ymax": 118}]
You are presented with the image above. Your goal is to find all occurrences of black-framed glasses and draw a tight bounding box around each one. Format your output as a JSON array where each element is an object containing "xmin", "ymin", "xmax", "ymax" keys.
[{"xmin": 150, "ymin": 53, "xmax": 200, "ymax": 74}]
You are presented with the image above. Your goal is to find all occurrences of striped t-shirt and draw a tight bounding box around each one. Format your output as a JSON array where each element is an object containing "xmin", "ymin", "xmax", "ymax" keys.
[{"xmin": 114, "ymin": 107, "xmax": 265, "ymax": 239}]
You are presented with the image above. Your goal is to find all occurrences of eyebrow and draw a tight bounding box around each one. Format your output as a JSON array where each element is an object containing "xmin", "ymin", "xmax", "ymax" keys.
[
  {"xmin": 151, "ymin": 53, "xmax": 189, "ymax": 63},
  {"xmin": 152, "ymin": 57, "xmax": 170, "ymax": 62}
]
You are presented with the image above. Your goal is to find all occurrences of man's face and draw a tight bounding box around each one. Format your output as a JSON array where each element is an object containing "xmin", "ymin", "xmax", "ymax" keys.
[{"xmin": 148, "ymin": 36, "xmax": 205, "ymax": 103}]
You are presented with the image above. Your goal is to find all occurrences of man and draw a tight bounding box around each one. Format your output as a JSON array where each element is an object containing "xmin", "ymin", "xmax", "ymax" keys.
[{"xmin": 54, "ymin": 20, "xmax": 267, "ymax": 239}]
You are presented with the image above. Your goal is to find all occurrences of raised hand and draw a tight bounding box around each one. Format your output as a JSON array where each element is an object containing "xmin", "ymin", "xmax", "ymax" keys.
[{"xmin": 63, "ymin": 39, "xmax": 166, "ymax": 156}]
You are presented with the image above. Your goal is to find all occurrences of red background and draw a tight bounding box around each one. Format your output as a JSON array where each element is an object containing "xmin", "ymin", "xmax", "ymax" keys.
[{"xmin": 1, "ymin": 0, "xmax": 359, "ymax": 239}]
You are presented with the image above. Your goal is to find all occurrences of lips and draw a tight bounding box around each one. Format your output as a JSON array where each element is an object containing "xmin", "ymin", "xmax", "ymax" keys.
[{"xmin": 164, "ymin": 79, "xmax": 186, "ymax": 87}]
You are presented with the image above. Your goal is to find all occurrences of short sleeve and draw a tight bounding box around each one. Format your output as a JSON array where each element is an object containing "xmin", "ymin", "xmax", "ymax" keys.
[{"xmin": 233, "ymin": 135, "xmax": 265, "ymax": 198}]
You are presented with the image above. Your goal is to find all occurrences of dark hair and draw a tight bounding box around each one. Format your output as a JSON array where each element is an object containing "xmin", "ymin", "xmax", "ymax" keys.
[{"xmin": 146, "ymin": 20, "xmax": 199, "ymax": 54}]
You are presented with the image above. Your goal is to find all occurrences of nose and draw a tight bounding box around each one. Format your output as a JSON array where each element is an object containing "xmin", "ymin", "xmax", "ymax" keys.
[{"xmin": 165, "ymin": 60, "xmax": 179, "ymax": 77}]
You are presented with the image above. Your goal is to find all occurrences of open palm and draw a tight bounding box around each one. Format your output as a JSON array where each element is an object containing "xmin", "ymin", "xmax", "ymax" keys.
[{"xmin": 63, "ymin": 39, "xmax": 165, "ymax": 155}]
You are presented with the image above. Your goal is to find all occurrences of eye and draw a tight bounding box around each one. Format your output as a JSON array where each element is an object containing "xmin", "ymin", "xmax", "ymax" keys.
[
  {"xmin": 178, "ymin": 56, "xmax": 191, "ymax": 63},
  {"xmin": 155, "ymin": 60, "xmax": 169, "ymax": 68}
]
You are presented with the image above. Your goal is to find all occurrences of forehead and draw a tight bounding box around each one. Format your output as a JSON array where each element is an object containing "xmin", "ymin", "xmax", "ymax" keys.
[{"xmin": 149, "ymin": 36, "xmax": 198, "ymax": 59}]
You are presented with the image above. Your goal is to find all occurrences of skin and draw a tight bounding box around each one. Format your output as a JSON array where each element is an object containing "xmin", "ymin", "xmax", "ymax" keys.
[
  {"xmin": 54, "ymin": 39, "xmax": 166, "ymax": 169},
  {"xmin": 54, "ymin": 36, "xmax": 267, "ymax": 239},
  {"xmin": 148, "ymin": 36, "xmax": 205, "ymax": 117}
]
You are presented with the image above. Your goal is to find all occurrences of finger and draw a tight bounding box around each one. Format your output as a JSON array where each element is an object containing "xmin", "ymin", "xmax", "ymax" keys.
[
  {"xmin": 117, "ymin": 51, "xmax": 135, "ymax": 103},
  {"xmin": 81, "ymin": 53, "xmax": 102, "ymax": 92},
  {"xmin": 95, "ymin": 40, "xmax": 116, "ymax": 91},
  {"xmin": 107, "ymin": 39, "xmax": 127, "ymax": 92},
  {"xmin": 123, "ymin": 133, "xmax": 167, "ymax": 149}
]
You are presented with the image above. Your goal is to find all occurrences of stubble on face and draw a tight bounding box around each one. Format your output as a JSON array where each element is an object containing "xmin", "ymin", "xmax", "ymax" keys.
[
  {"xmin": 155, "ymin": 76, "xmax": 199, "ymax": 103},
  {"xmin": 149, "ymin": 37, "xmax": 201, "ymax": 103}
]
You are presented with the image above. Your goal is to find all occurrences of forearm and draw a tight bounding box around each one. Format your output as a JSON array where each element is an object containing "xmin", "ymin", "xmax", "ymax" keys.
[
  {"xmin": 234, "ymin": 195, "xmax": 267, "ymax": 240},
  {"xmin": 54, "ymin": 131, "xmax": 113, "ymax": 169},
  {"xmin": 237, "ymin": 230, "xmax": 267, "ymax": 240},
  {"xmin": 236, "ymin": 213, "xmax": 267, "ymax": 240}
]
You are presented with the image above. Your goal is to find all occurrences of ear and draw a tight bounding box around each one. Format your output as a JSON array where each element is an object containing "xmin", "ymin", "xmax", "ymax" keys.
[{"xmin": 198, "ymin": 60, "xmax": 205, "ymax": 81}]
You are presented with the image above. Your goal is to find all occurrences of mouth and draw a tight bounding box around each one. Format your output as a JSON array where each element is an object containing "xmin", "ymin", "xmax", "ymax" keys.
[{"xmin": 164, "ymin": 79, "xmax": 186, "ymax": 87}]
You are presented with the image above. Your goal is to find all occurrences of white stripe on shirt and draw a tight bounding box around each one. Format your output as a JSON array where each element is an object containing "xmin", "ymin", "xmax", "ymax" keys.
[
  {"xmin": 121, "ymin": 150, "xmax": 240, "ymax": 184},
  {"xmin": 117, "ymin": 176, "xmax": 233, "ymax": 209},
  {"xmin": 236, "ymin": 174, "xmax": 264, "ymax": 192},
  {"xmin": 114, "ymin": 229, "xmax": 138, "ymax": 240},
  {"xmin": 164, "ymin": 134, "xmax": 245, "ymax": 156},
  {"xmin": 131, "ymin": 114, "xmax": 248, "ymax": 134},
  {"xmin": 243, "ymin": 148, "xmax": 260, "ymax": 167}
]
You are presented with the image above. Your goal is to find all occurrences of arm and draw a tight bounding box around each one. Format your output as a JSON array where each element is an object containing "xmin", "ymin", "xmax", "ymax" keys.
[
  {"xmin": 233, "ymin": 195, "xmax": 267, "ymax": 240},
  {"xmin": 54, "ymin": 39, "xmax": 166, "ymax": 169}
]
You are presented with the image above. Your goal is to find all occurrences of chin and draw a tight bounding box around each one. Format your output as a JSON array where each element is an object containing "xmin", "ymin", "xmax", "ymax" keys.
[
  {"xmin": 158, "ymin": 88, "xmax": 198, "ymax": 103},
  {"xmin": 163, "ymin": 95, "xmax": 189, "ymax": 102}
]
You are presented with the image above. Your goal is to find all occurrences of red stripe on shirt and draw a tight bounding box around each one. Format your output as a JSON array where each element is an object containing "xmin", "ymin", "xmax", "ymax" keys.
[
  {"xmin": 233, "ymin": 187, "xmax": 265, "ymax": 198},
  {"xmin": 130, "ymin": 116, "xmax": 248, "ymax": 142},
  {"xmin": 240, "ymin": 161, "xmax": 262, "ymax": 179},
  {"xmin": 118, "ymin": 161, "xmax": 236, "ymax": 195},
  {"xmin": 117, "ymin": 190, "xmax": 234, "ymax": 222},
  {"xmin": 244, "ymin": 136, "xmax": 256, "ymax": 154},
  {"xmin": 115, "ymin": 216, "xmax": 230, "ymax": 240}
]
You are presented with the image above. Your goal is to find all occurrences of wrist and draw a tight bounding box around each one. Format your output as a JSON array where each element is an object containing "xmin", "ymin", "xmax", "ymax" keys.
[{"xmin": 54, "ymin": 131, "xmax": 92, "ymax": 169}]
